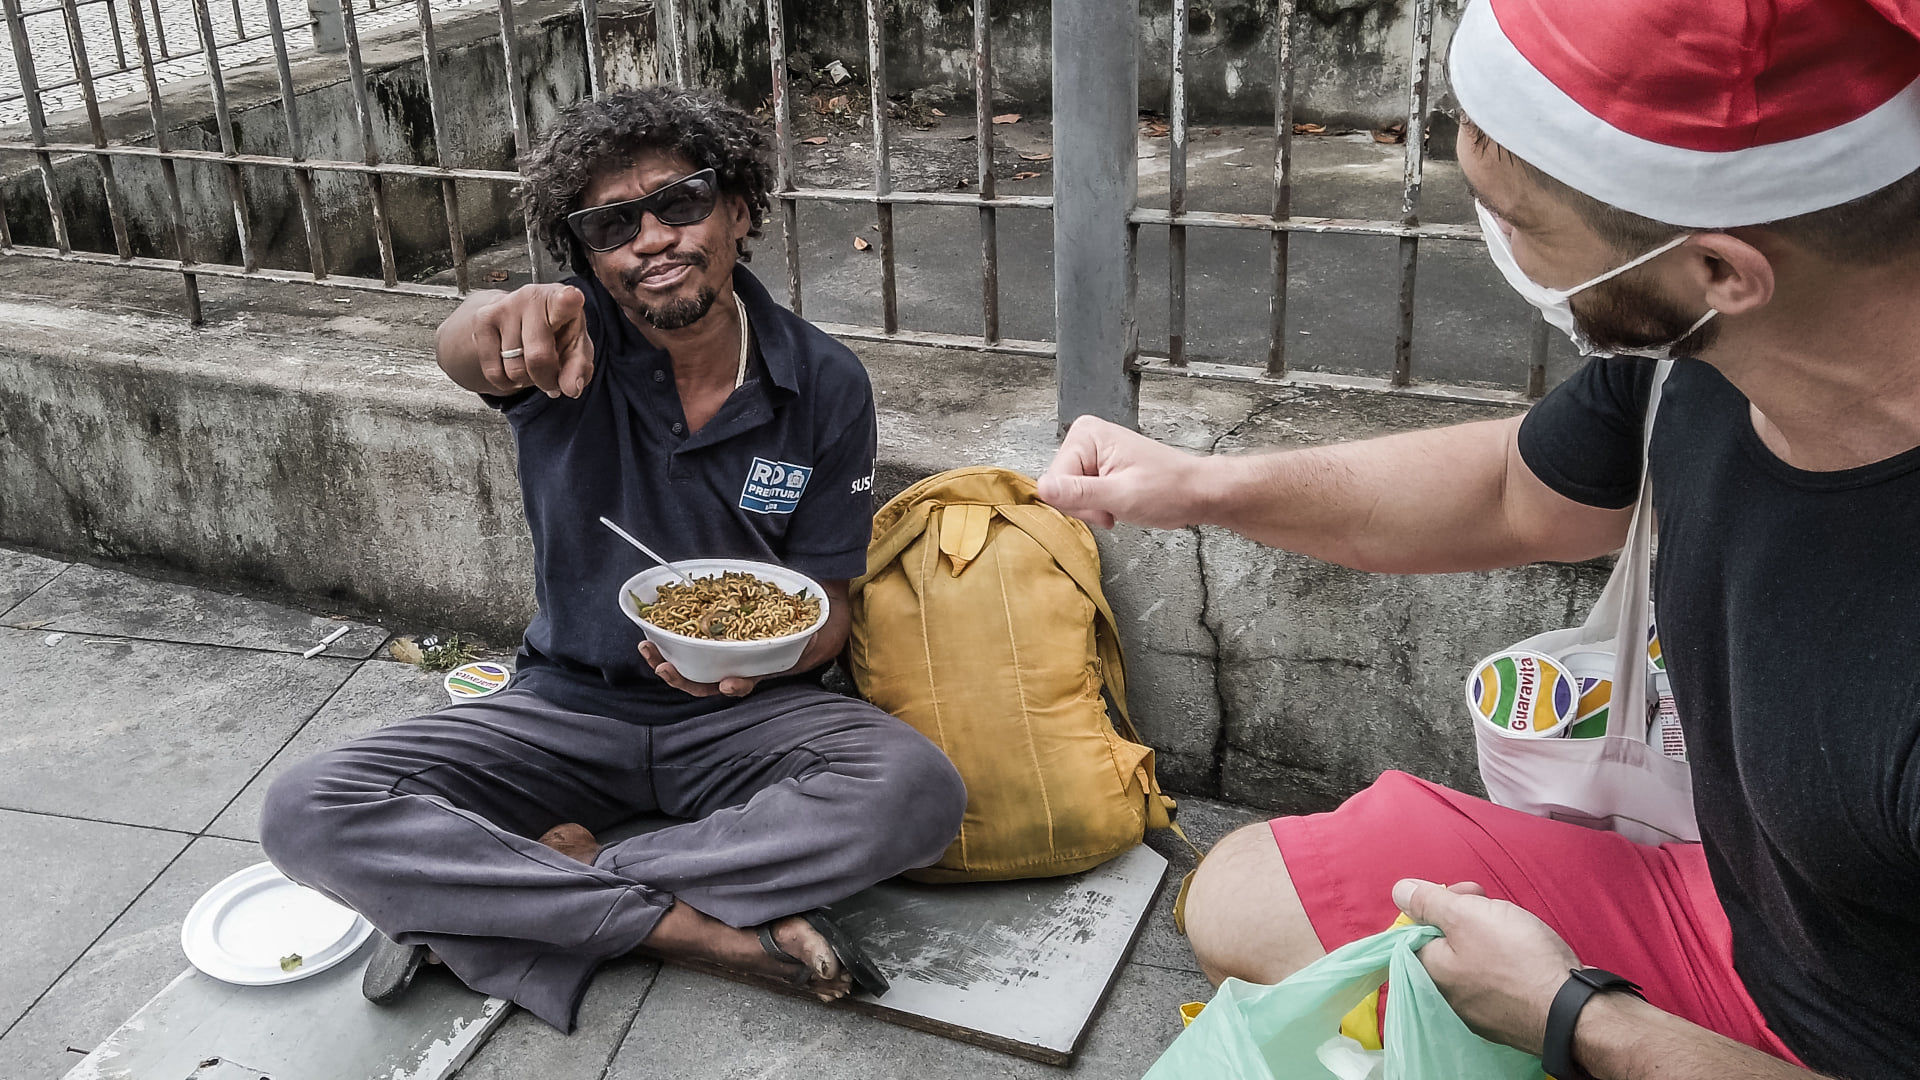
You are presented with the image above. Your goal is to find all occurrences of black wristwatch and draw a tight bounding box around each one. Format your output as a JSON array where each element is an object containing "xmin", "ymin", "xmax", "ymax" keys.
[{"xmin": 1542, "ymin": 967, "xmax": 1645, "ymax": 1080}]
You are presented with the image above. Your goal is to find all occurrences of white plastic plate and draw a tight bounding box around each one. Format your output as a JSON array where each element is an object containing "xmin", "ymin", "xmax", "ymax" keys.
[{"xmin": 180, "ymin": 861, "xmax": 375, "ymax": 986}]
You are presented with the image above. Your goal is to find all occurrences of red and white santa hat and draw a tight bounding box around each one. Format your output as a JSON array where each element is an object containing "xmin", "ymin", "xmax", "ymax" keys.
[{"xmin": 1448, "ymin": 0, "xmax": 1920, "ymax": 227}]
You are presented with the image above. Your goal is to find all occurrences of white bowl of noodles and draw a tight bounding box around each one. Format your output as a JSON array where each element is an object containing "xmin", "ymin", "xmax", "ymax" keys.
[{"xmin": 618, "ymin": 559, "xmax": 830, "ymax": 685}]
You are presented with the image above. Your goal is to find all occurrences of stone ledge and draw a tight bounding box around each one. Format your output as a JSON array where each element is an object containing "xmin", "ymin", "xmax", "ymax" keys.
[{"xmin": 0, "ymin": 257, "xmax": 1606, "ymax": 808}]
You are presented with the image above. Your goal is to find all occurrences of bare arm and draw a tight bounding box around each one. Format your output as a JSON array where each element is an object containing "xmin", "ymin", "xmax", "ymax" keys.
[
  {"xmin": 1395, "ymin": 881, "xmax": 1830, "ymax": 1080},
  {"xmin": 435, "ymin": 283, "xmax": 595, "ymax": 398},
  {"xmin": 1037, "ymin": 414, "xmax": 1632, "ymax": 572},
  {"xmin": 1576, "ymin": 993, "xmax": 1831, "ymax": 1080}
]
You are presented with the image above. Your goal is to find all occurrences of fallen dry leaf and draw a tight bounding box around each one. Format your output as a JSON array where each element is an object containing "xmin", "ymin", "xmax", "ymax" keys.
[
  {"xmin": 801, "ymin": 136, "xmax": 829, "ymax": 145},
  {"xmin": 1011, "ymin": 171, "xmax": 1040, "ymax": 181},
  {"xmin": 389, "ymin": 637, "xmax": 425, "ymax": 666},
  {"xmin": 828, "ymin": 95, "xmax": 850, "ymax": 113},
  {"xmin": 1019, "ymin": 151, "xmax": 1052, "ymax": 161},
  {"xmin": 1293, "ymin": 122, "xmax": 1327, "ymax": 135},
  {"xmin": 931, "ymin": 108, "xmax": 947, "ymax": 117},
  {"xmin": 486, "ymin": 269, "xmax": 509, "ymax": 282},
  {"xmin": 853, "ymin": 236, "xmax": 872, "ymax": 251},
  {"xmin": 992, "ymin": 112, "xmax": 1021, "ymax": 125},
  {"xmin": 1372, "ymin": 129, "xmax": 1404, "ymax": 144},
  {"xmin": 1144, "ymin": 122, "xmax": 1171, "ymax": 138}
]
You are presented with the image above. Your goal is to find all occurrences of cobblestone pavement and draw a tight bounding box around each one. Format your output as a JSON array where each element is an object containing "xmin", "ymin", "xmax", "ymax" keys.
[{"xmin": 0, "ymin": 0, "xmax": 491, "ymax": 128}]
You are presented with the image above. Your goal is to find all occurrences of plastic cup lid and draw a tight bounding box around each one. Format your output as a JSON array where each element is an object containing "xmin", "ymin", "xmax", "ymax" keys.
[
  {"xmin": 445, "ymin": 661, "xmax": 512, "ymax": 701},
  {"xmin": 1466, "ymin": 649, "xmax": 1578, "ymax": 737}
]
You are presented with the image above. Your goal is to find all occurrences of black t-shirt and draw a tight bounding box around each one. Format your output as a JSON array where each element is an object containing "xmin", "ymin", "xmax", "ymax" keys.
[
  {"xmin": 484, "ymin": 266, "xmax": 878, "ymax": 725},
  {"xmin": 1520, "ymin": 357, "xmax": 1920, "ymax": 1079}
]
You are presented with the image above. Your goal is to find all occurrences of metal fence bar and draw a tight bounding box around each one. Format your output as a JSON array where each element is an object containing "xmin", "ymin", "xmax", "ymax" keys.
[
  {"xmin": 1, "ymin": 242, "xmax": 460, "ymax": 295},
  {"xmin": 1390, "ymin": 0, "xmax": 1434, "ymax": 388},
  {"xmin": 1135, "ymin": 355, "xmax": 1530, "ymax": 407},
  {"xmin": 123, "ymin": 0, "xmax": 201, "ymax": 321},
  {"xmin": 103, "ymin": 0, "xmax": 128, "ymax": 72},
  {"xmin": 864, "ymin": 0, "xmax": 897, "ymax": 334},
  {"xmin": 190, "ymin": 0, "xmax": 257, "ymax": 271},
  {"xmin": 660, "ymin": 0, "xmax": 687, "ymax": 86},
  {"xmin": 0, "ymin": 18, "xmax": 285, "ymax": 106},
  {"xmin": 578, "ymin": 0, "xmax": 601, "ymax": 97},
  {"xmin": 973, "ymin": 0, "xmax": 998, "ymax": 344},
  {"xmin": 0, "ymin": 140, "xmax": 539, "ymax": 182},
  {"xmin": 146, "ymin": 0, "xmax": 172, "ymax": 55},
  {"xmin": 765, "ymin": 0, "xmax": 801, "ymax": 313},
  {"xmin": 415, "ymin": 0, "xmax": 470, "ymax": 292},
  {"xmin": 817, "ymin": 321, "xmax": 1052, "ymax": 357},
  {"xmin": 1128, "ymin": 207, "xmax": 1471, "ymax": 239},
  {"xmin": 339, "ymin": 0, "xmax": 397, "ymax": 284},
  {"xmin": 3, "ymin": 0, "xmax": 74, "ymax": 252},
  {"xmin": 1266, "ymin": 0, "xmax": 1296, "ymax": 377},
  {"xmin": 1167, "ymin": 0, "xmax": 1187, "ymax": 367},
  {"xmin": 493, "ymin": 0, "xmax": 542, "ymax": 282},
  {"xmin": 58, "ymin": 0, "xmax": 133, "ymax": 258},
  {"xmin": 264, "ymin": 0, "xmax": 329, "ymax": 277},
  {"xmin": 1526, "ymin": 310, "xmax": 1548, "ymax": 398},
  {"xmin": 1053, "ymin": 0, "xmax": 1139, "ymax": 428}
]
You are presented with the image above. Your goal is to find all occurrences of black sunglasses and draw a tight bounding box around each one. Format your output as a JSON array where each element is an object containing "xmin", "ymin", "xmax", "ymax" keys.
[{"xmin": 566, "ymin": 168, "xmax": 720, "ymax": 253}]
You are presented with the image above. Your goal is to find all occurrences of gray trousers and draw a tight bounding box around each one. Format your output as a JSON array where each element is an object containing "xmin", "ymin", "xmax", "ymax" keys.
[{"xmin": 258, "ymin": 683, "xmax": 967, "ymax": 1031}]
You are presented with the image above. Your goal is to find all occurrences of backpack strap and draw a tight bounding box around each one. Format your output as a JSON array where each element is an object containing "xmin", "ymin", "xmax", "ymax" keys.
[{"xmin": 998, "ymin": 505, "xmax": 1189, "ymax": 842}]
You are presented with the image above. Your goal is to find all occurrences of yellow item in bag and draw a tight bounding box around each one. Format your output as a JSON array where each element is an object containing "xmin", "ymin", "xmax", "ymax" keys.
[{"xmin": 851, "ymin": 467, "xmax": 1179, "ymax": 882}]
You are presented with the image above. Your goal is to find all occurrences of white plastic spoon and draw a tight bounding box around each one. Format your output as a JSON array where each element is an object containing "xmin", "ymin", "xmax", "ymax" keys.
[{"xmin": 598, "ymin": 516, "xmax": 697, "ymax": 587}]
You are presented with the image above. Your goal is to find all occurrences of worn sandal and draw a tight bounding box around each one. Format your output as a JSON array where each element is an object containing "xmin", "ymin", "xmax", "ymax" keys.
[
  {"xmin": 758, "ymin": 910, "xmax": 890, "ymax": 998},
  {"xmin": 361, "ymin": 933, "xmax": 431, "ymax": 1006}
]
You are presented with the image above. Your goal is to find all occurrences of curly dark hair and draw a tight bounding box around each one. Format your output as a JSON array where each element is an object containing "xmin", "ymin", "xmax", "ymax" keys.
[{"xmin": 521, "ymin": 86, "xmax": 773, "ymax": 277}]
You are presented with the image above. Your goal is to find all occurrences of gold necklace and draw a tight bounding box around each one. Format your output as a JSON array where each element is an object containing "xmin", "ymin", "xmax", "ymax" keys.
[{"xmin": 733, "ymin": 294, "xmax": 750, "ymax": 390}]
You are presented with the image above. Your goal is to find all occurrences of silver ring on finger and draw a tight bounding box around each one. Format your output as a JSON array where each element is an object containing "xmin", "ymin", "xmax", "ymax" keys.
[{"xmin": 500, "ymin": 347, "xmax": 525, "ymax": 360}]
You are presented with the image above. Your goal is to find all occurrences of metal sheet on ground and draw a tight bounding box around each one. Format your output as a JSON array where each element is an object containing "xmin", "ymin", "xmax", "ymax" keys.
[
  {"xmin": 657, "ymin": 843, "xmax": 1167, "ymax": 1066},
  {"xmin": 62, "ymin": 939, "xmax": 510, "ymax": 1080},
  {"xmin": 833, "ymin": 844, "xmax": 1169, "ymax": 1063}
]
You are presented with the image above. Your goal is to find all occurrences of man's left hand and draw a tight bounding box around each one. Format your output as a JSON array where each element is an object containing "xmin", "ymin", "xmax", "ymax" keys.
[
  {"xmin": 640, "ymin": 641, "xmax": 759, "ymax": 698},
  {"xmin": 1393, "ymin": 878, "xmax": 1580, "ymax": 1056}
]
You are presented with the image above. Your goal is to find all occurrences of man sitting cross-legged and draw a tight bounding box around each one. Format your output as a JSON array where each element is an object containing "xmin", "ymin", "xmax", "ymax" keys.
[{"xmin": 258, "ymin": 86, "xmax": 966, "ymax": 1032}]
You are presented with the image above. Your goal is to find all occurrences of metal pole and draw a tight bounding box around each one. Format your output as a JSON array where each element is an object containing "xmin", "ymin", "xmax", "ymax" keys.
[{"xmin": 1051, "ymin": 0, "xmax": 1139, "ymax": 431}]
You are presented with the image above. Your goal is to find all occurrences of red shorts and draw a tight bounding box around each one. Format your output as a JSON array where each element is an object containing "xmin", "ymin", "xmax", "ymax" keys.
[{"xmin": 1270, "ymin": 771, "xmax": 1801, "ymax": 1064}]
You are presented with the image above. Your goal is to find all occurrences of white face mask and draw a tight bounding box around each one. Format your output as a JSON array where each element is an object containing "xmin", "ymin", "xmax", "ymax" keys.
[{"xmin": 1475, "ymin": 200, "xmax": 1718, "ymax": 359}]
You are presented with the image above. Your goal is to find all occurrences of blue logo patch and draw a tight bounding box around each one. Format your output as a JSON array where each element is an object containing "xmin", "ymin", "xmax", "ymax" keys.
[{"xmin": 740, "ymin": 458, "xmax": 812, "ymax": 515}]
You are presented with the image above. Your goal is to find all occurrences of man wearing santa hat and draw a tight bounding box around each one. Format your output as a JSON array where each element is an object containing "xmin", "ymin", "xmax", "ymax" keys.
[{"xmin": 1039, "ymin": 0, "xmax": 1920, "ymax": 1076}]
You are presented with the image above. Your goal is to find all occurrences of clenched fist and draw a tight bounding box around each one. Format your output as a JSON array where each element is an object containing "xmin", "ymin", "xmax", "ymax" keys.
[{"xmin": 1036, "ymin": 414, "xmax": 1211, "ymax": 530}]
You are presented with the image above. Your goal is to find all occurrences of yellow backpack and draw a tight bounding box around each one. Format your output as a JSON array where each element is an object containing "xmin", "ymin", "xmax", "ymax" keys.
[{"xmin": 850, "ymin": 466, "xmax": 1179, "ymax": 882}]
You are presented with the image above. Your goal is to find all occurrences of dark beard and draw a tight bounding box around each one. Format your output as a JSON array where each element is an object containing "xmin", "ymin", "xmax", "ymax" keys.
[
  {"xmin": 1571, "ymin": 273, "xmax": 1719, "ymax": 357},
  {"xmin": 619, "ymin": 252, "xmax": 718, "ymax": 330},
  {"xmin": 634, "ymin": 285, "xmax": 718, "ymax": 330}
]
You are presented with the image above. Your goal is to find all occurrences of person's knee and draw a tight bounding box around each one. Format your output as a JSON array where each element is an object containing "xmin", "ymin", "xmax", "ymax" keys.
[
  {"xmin": 1183, "ymin": 819, "xmax": 1322, "ymax": 986},
  {"xmin": 873, "ymin": 731, "xmax": 967, "ymax": 867},
  {"xmin": 257, "ymin": 751, "xmax": 349, "ymax": 880}
]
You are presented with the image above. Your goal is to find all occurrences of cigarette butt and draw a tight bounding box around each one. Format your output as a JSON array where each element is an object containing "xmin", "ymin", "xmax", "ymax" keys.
[{"xmin": 303, "ymin": 625, "xmax": 351, "ymax": 658}]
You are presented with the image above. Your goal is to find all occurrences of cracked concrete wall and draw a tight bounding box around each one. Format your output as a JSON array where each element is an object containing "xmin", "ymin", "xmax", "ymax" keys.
[{"xmin": 0, "ymin": 266, "xmax": 1612, "ymax": 812}]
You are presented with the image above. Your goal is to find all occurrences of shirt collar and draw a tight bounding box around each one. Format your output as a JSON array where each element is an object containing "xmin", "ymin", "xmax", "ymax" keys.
[{"xmin": 730, "ymin": 265, "xmax": 801, "ymax": 396}]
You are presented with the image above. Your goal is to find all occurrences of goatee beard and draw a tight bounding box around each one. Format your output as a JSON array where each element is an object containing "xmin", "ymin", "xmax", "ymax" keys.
[
  {"xmin": 1573, "ymin": 274, "xmax": 1720, "ymax": 358},
  {"xmin": 636, "ymin": 286, "xmax": 718, "ymax": 331}
]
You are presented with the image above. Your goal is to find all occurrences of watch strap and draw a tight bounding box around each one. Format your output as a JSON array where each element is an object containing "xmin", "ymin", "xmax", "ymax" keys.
[{"xmin": 1542, "ymin": 967, "xmax": 1645, "ymax": 1080}]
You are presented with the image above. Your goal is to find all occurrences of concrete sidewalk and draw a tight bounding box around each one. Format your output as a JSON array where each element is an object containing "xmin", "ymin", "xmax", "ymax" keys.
[{"xmin": 0, "ymin": 543, "xmax": 1258, "ymax": 1080}]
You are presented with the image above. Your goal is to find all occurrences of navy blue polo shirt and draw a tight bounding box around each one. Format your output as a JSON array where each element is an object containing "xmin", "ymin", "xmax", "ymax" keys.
[{"xmin": 484, "ymin": 265, "xmax": 878, "ymax": 725}]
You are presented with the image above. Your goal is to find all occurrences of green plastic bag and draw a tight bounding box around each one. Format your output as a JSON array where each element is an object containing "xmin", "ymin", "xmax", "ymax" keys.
[{"xmin": 1143, "ymin": 923, "xmax": 1549, "ymax": 1080}]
